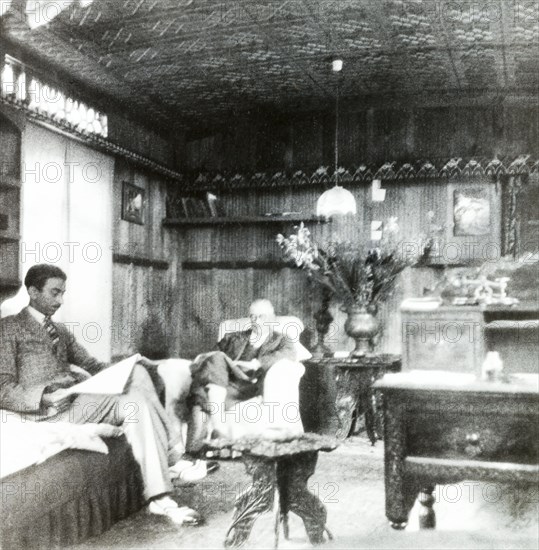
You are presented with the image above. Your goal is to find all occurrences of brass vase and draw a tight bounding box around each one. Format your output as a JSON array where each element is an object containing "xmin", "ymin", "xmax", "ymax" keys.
[{"xmin": 344, "ymin": 305, "xmax": 380, "ymax": 357}]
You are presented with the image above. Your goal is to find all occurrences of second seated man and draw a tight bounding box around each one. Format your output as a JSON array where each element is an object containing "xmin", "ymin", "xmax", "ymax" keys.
[{"xmin": 185, "ymin": 299, "xmax": 300, "ymax": 456}]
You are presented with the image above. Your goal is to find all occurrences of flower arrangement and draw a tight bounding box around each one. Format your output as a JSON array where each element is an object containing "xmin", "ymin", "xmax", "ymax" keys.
[{"xmin": 276, "ymin": 219, "xmax": 425, "ymax": 311}]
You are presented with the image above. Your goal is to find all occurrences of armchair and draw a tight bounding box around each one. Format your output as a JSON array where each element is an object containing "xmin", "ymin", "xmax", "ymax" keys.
[{"xmin": 158, "ymin": 315, "xmax": 311, "ymax": 451}]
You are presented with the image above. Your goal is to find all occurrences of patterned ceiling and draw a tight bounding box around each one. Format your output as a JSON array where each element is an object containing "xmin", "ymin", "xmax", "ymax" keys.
[{"xmin": 1, "ymin": 0, "xmax": 538, "ymax": 131}]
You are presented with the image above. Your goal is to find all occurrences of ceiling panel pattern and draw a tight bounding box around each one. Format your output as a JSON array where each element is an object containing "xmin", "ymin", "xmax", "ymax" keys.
[{"xmin": 1, "ymin": 0, "xmax": 537, "ymax": 130}]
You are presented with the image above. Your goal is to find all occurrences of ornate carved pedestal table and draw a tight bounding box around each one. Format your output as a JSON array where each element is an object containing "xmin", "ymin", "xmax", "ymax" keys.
[
  {"xmin": 306, "ymin": 354, "xmax": 402, "ymax": 443},
  {"xmin": 209, "ymin": 433, "xmax": 338, "ymax": 549}
]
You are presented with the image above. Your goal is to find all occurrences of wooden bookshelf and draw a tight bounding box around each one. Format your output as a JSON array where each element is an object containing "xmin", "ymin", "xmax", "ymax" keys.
[
  {"xmin": 0, "ymin": 115, "xmax": 21, "ymax": 303},
  {"xmin": 163, "ymin": 215, "xmax": 329, "ymax": 228},
  {"xmin": 113, "ymin": 253, "xmax": 169, "ymax": 270},
  {"xmin": 182, "ymin": 260, "xmax": 290, "ymax": 270}
]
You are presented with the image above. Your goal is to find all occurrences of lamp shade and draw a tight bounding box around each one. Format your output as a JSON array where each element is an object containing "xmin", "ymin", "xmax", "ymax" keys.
[{"xmin": 316, "ymin": 185, "xmax": 357, "ymax": 217}]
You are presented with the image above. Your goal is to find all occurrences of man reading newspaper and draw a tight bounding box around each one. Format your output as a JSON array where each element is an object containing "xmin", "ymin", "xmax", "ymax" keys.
[{"xmin": 0, "ymin": 264, "xmax": 202, "ymax": 525}]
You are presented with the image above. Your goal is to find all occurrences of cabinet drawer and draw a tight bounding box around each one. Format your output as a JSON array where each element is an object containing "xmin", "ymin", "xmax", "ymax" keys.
[{"xmin": 406, "ymin": 412, "xmax": 539, "ymax": 464}]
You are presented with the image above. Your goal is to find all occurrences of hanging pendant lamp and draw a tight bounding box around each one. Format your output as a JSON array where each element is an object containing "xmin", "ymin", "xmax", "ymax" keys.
[{"xmin": 317, "ymin": 58, "xmax": 357, "ymax": 218}]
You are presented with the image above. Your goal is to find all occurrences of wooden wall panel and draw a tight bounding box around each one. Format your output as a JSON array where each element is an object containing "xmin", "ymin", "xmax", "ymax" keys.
[
  {"xmin": 111, "ymin": 159, "xmax": 183, "ymax": 360},
  {"xmin": 111, "ymin": 263, "xmax": 180, "ymax": 360},
  {"xmin": 179, "ymin": 266, "xmax": 312, "ymax": 358},
  {"xmin": 175, "ymin": 178, "xmax": 507, "ymax": 356},
  {"xmin": 183, "ymin": 103, "xmax": 539, "ymax": 173},
  {"xmin": 0, "ymin": 112, "xmax": 21, "ymax": 304},
  {"xmin": 181, "ymin": 269, "xmax": 218, "ymax": 357},
  {"xmin": 108, "ymin": 114, "xmax": 175, "ymax": 167},
  {"xmin": 292, "ymin": 114, "xmax": 325, "ymax": 170},
  {"xmin": 175, "ymin": 100, "xmax": 537, "ymax": 357}
]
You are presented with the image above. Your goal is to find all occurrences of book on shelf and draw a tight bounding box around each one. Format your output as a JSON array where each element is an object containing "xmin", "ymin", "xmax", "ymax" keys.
[{"xmin": 205, "ymin": 192, "xmax": 226, "ymax": 217}]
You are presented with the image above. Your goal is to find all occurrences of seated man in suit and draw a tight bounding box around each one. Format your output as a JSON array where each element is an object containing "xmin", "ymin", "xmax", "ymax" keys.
[
  {"xmin": 0, "ymin": 264, "xmax": 201, "ymax": 526},
  {"xmin": 185, "ymin": 299, "xmax": 299, "ymax": 455}
]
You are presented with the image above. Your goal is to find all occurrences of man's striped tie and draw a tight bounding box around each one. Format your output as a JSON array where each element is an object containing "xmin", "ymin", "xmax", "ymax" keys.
[{"xmin": 43, "ymin": 316, "xmax": 60, "ymax": 353}]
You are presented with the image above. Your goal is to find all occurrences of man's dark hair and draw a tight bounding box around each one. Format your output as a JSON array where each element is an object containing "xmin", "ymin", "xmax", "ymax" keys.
[{"xmin": 24, "ymin": 264, "xmax": 67, "ymax": 291}]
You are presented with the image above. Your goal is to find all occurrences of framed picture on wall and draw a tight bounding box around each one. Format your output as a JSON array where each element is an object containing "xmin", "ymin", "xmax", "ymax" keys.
[
  {"xmin": 121, "ymin": 182, "xmax": 145, "ymax": 225},
  {"xmin": 453, "ymin": 187, "xmax": 491, "ymax": 236},
  {"xmin": 437, "ymin": 181, "xmax": 501, "ymax": 265}
]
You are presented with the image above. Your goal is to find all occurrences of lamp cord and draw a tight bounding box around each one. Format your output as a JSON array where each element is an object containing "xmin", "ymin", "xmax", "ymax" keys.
[{"xmin": 335, "ymin": 77, "xmax": 339, "ymax": 187}]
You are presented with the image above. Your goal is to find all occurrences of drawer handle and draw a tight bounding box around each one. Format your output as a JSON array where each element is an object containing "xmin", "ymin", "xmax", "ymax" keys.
[{"xmin": 465, "ymin": 433, "xmax": 480, "ymax": 445}]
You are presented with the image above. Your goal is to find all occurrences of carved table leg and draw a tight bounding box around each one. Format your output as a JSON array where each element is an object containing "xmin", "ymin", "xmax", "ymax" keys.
[
  {"xmin": 282, "ymin": 512, "xmax": 290, "ymax": 540},
  {"xmin": 335, "ymin": 369, "xmax": 361, "ymax": 440},
  {"xmin": 363, "ymin": 372, "xmax": 378, "ymax": 445},
  {"xmin": 277, "ymin": 452, "xmax": 327, "ymax": 545},
  {"xmin": 418, "ymin": 486, "xmax": 436, "ymax": 530},
  {"xmin": 384, "ymin": 396, "xmax": 418, "ymax": 528},
  {"xmin": 273, "ymin": 485, "xmax": 280, "ymax": 549},
  {"xmin": 224, "ymin": 456, "xmax": 276, "ymax": 548},
  {"xmin": 372, "ymin": 386, "xmax": 386, "ymax": 442}
]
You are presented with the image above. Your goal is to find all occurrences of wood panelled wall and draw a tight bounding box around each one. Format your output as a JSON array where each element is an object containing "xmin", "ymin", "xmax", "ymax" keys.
[
  {"xmin": 182, "ymin": 101, "xmax": 538, "ymax": 172},
  {"xmin": 0, "ymin": 108, "xmax": 22, "ymax": 304},
  {"xmin": 112, "ymin": 159, "xmax": 182, "ymax": 361},
  {"xmin": 176, "ymin": 98, "xmax": 538, "ymax": 357},
  {"xmin": 108, "ymin": 114, "xmax": 178, "ymax": 168},
  {"xmin": 177, "ymin": 181, "xmax": 482, "ymax": 357}
]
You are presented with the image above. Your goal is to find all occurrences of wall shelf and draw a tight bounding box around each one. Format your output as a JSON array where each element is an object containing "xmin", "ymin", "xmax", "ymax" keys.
[
  {"xmin": 163, "ymin": 215, "xmax": 328, "ymax": 228},
  {"xmin": 0, "ymin": 177, "xmax": 21, "ymax": 189},
  {"xmin": 0, "ymin": 277, "xmax": 21, "ymax": 290},
  {"xmin": 113, "ymin": 253, "xmax": 169, "ymax": 270},
  {"xmin": 182, "ymin": 260, "xmax": 290, "ymax": 270},
  {"xmin": 0, "ymin": 234, "xmax": 20, "ymax": 243},
  {"xmin": 0, "ymin": 115, "xmax": 21, "ymax": 302}
]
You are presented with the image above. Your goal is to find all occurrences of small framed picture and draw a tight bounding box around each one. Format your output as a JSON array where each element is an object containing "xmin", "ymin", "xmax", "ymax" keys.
[
  {"xmin": 453, "ymin": 187, "xmax": 490, "ymax": 236},
  {"xmin": 122, "ymin": 181, "xmax": 146, "ymax": 225},
  {"xmin": 122, "ymin": 182, "xmax": 145, "ymax": 225}
]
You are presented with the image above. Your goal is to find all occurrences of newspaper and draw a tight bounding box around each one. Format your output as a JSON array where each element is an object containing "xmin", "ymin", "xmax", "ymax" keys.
[{"xmin": 64, "ymin": 354, "xmax": 141, "ymax": 396}]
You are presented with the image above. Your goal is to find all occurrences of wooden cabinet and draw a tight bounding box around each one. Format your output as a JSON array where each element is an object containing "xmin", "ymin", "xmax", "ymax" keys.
[
  {"xmin": 0, "ymin": 113, "xmax": 21, "ymax": 301},
  {"xmin": 401, "ymin": 306, "xmax": 485, "ymax": 376},
  {"xmin": 375, "ymin": 372, "xmax": 539, "ymax": 529},
  {"xmin": 483, "ymin": 305, "xmax": 539, "ymax": 374},
  {"xmin": 402, "ymin": 304, "xmax": 538, "ymax": 376}
]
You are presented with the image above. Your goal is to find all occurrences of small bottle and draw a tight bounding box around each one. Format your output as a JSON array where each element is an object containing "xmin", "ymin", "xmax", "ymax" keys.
[{"xmin": 482, "ymin": 352, "xmax": 504, "ymax": 382}]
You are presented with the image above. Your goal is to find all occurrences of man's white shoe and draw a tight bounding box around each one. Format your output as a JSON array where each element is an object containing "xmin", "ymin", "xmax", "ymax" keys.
[
  {"xmin": 148, "ymin": 496, "xmax": 202, "ymax": 525},
  {"xmin": 169, "ymin": 459, "xmax": 207, "ymax": 482}
]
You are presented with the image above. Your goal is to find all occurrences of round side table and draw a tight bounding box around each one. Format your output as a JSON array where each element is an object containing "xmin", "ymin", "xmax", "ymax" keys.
[{"xmin": 209, "ymin": 433, "xmax": 339, "ymax": 549}]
